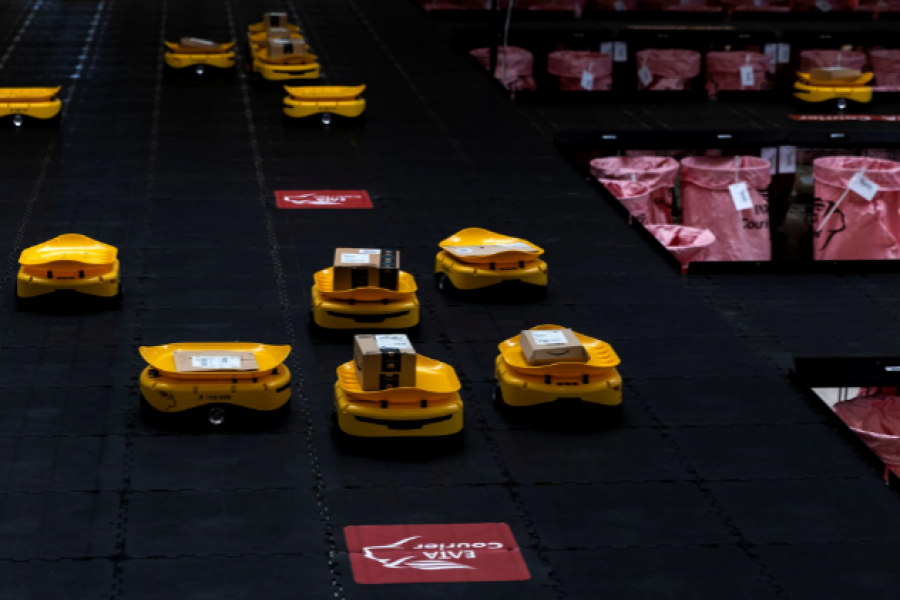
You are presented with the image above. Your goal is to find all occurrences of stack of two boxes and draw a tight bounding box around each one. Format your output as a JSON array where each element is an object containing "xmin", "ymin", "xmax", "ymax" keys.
[
  {"xmin": 353, "ymin": 334, "xmax": 416, "ymax": 391},
  {"xmin": 264, "ymin": 12, "xmax": 308, "ymax": 60},
  {"xmin": 333, "ymin": 248, "xmax": 400, "ymax": 291}
]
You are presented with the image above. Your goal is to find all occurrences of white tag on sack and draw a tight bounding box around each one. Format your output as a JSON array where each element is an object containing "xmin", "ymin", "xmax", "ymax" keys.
[
  {"xmin": 849, "ymin": 171, "xmax": 879, "ymax": 201},
  {"xmin": 614, "ymin": 0, "xmax": 627, "ymax": 9},
  {"xmin": 777, "ymin": 43, "xmax": 791, "ymax": 64},
  {"xmin": 815, "ymin": 0, "xmax": 832, "ymax": 10},
  {"xmin": 192, "ymin": 356, "xmax": 241, "ymax": 369},
  {"xmin": 778, "ymin": 146, "xmax": 797, "ymax": 174},
  {"xmin": 764, "ymin": 44, "xmax": 778, "ymax": 73},
  {"xmin": 740, "ymin": 65, "xmax": 755, "ymax": 87},
  {"xmin": 760, "ymin": 147, "xmax": 778, "ymax": 175},
  {"xmin": 600, "ymin": 42, "xmax": 613, "ymax": 55},
  {"xmin": 613, "ymin": 41, "xmax": 628, "ymax": 63},
  {"xmin": 581, "ymin": 70, "xmax": 595, "ymax": 90},
  {"xmin": 730, "ymin": 182, "xmax": 754, "ymax": 211},
  {"xmin": 638, "ymin": 65, "xmax": 653, "ymax": 87}
]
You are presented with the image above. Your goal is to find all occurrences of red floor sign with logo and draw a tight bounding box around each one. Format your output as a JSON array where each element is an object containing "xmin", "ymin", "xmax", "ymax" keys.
[
  {"xmin": 345, "ymin": 523, "xmax": 530, "ymax": 584},
  {"xmin": 275, "ymin": 190, "xmax": 373, "ymax": 209}
]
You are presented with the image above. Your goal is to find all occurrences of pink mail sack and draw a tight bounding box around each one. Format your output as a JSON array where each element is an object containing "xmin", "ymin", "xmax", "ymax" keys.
[
  {"xmin": 871, "ymin": 50, "xmax": 900, "ymax": 87},
  {"xmin": 470, "ymin": 46, "xmax": 537, "ymax": 92},
  {"xmin": 635, "ymin": 49, "xmax": 702, "ymax": 90},
  {"xmin": 834, "ymin": 393, "xmax": 900, "ymax": 480},
  {"xmin": 590, "ymin": 156, "xmax": 679, "ymax": 224},
  {"xmin": 547, "ymin": 51, "xmax": 613, "ymax": 90},
  {"xmin": 646, "ymin": 224, "xmax": 717, "ymax": 271},
  {"xmin": 799, "ymin": 49, "xmax": 867, "ymax": 73},
  {"xmin": 599, "ymin": 179, "xmax": 652, "ymax": 223},
  {"xmin": 706, "ymin": 51, "xmax": 771, "ymax": 97}
]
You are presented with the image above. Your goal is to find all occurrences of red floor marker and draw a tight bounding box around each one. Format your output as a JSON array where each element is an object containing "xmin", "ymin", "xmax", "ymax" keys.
[
  {"xmin": 345, "ymin": 523, "xmax": 531, "ymax": 585},
  {"xmin": 275, "ymin": 190, "xmax": 373, "ymax": 209}
]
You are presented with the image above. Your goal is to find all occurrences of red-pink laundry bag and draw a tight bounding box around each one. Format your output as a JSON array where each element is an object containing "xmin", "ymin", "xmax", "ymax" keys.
[
  {"xmin": 706, "ymin": 52, "xmax": 772, "ymax": 97},
  {"xmin": 681, "ymin": 156, "xmax": 772, "ymax": 262},
  {"xmin": 834, "ymin": 394, "xmax": 900, "ymax": 481},
  {"xmin": 590, "ymin": 156, "xmax": 679, "ymax": 224},
  {"xmin": 811, "ymin": 156, "xmax": 900, "ymax": 261},
  {"xmin": 645, "ymin": 224, "xmax": 717, "ymax": 271},
  {"xmin": 792, "ymin": 0, "xmax": 852, "ymax": 10},
  {"xmin": 599, "ymin": 179, "xmax": 653, "ymax": 223},
  {"xmin": 547, "ymin": 51, "xmax": 613, "ymax": 91},
  {"xmin": 589, "ymin": 0, "xmax": 640, "ymax": 10},
  {"xmin": 871, "ymin": 51, "xmax": 900, "ymax": 87},
  {"xmin": 470, "ymin": 47, "xmax": 538, "ymax": 92},
  {"xmin": 799, "ymin": 50, "xmax": 867, "ymax": 73},
  {"xmin": 857, "ymin": 0, "xmax": 900, "ymax": 11},
  {"xmin": 635, "ymin": 49, "xmax": 702, "ymax": 90}
]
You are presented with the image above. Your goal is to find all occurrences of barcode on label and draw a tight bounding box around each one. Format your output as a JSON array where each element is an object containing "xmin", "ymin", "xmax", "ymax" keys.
[
  {"xmin": 358, "ymin": 249, "xmax": 381, "ymax": 254},
  {"xmin": 341, "ymin": 253, "xmax": 371, "ymax": 264},
  {"xmin": 531, "ymin": 330, "xmax": 568, "ymax": 345},
  {"xmin": 192, "ymin": 356, "xmax": 242, "ymax": 369},
  {"xmin": 849, "ymin": 171, "xmax": 880, "ymax": 201},
  {"xmin": 375, "ymin": 334, "xmax": 412, "ymax": 350},
  {"xmin": 729, "ymin": 182, "xmax": 754, "ymax": 211}
]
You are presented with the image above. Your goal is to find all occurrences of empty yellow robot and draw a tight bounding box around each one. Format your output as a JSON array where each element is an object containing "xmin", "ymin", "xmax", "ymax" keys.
[
  {"xmin": 435, "ymin": 228, "xmax": 548, "ymax": 297},
  {"xmin": 333, "ymin": 354, "xmax": 463, "ymax": 438},
  {"xmin": 495, "ymin": 325, "xmax": 622, "ymax": 410},
  {"xmin": 164, "ymin": 39, "xmax": 236, "ymax": 75},
  {"xmin": 17, "ymin": 234, "xmax": 121, "ymax": 305},
  {"xmin": 140, "ymin": 342, "xmax": 292, "ymax": 426},
  {"xmin": 310, "ymin": 266, "xmax": 420, "ymax": 332},
  {"xmin": 283, "ymin": 85, "xmax": 366, "ymax": 125},
  {"xmin": 0, "ymin": 87, "xmax": 62, "ymax": 127},
  {"xmin": 794, "ymin": 71, "xmax": 873, "ymax": 111}
]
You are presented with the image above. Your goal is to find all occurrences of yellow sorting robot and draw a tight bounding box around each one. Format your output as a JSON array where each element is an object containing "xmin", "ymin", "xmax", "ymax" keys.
[
  {"xmin": 334, "ymin": 354, "xmax": 463, "ymax": 438},
  {"xmin": 310, "ymin": 267, "xmax": 420, "ymax": 332},
  {"xmin": 140, "ymin": 343, "xmax": 292, "ymax": 426},
  {"xmin": 495, "ymin": 325, "xmax": 622, "ymax": 409},
  {"xmin": 794, "ymin": 71, "xmax": 873, "ymax": 111},
  {"xmin": 284, "ymin": 85, "xmax": 366, "ymax": 125},
  {"xmin": 164, "ymin": 39, "xmax": 236, "ymax": 74},
  {"xmin": 247, "ymin": 21, "xmax": 302, "ymax": 56},
  {"xmin": 17, "ymin": 234, "xmax": 121, "ymax": 305},
  {"xmin": 0, "ymin": 87, "xmax": 61, "ymax": 127},
  {"xmin": 435, "ymin": 228, "xmax": 548, "ymax": 296}
]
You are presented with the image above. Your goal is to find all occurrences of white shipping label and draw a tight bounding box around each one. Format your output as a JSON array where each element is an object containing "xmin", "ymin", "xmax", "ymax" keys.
[
  {"xmin": 600, "ymin": 42, "xmax": 613, "ymax": 55},
  {"xmin": 358, "ymin": 248, "xmax": 381, "ymax": 254},
  {"xmin": 760, "ymin": 147, "xmax": 778, "ymax": 175},
  {"xmin": 849, "ymin": 172, "xmax": 880, "ymax": 201},
  {"xmin": 764, "ymin": 44, "xmax": 778, "ymax": 73},
  {"xmin": 531, "ymin": 330, "xmax": 569, "ymax": 346},
  {"xmin": 192, "ymin": 356, "xmax": 242, "ymax": 369},
  {"xmin": 375, "ymin": 334, "xmax": 413, "ymax": 350},
  {"xmin": 581, "ymin": 69, "xmax": 595, "ymax": 90},
  {"xmin": 613, "ymin": 41, "xmax": 628, "ymax": 63},
  {"xmin": 740, "ymin": 65, "xmax": 755, "ymax": 87},
  {"xmin": 815, "ymin": 0, "xmax": 832, "ymax": 10},
  {"xmin": 778, "ymin": 146, "xmax": 797, "ymax": 174},
  {"xmin": 638, "ymin": 65, "xmax": 653, "ymax": 87},
  {"xmin": 777, "ymin": 43, "xmax": 791, "ymax": 64},
  {"xmin": 502, "ymin": 242, "xmax": 537, "ymax": 251},
  {"xmin": 614, "ymin": 0, "xmax": 627, "ymax": 9},
  {"xmin": 341, "ymin": 253, "xmax": 371, "ymax": 264},
  {"xmin": 729, "ymin": 182, "xmax": 754, "ymax": 211}
]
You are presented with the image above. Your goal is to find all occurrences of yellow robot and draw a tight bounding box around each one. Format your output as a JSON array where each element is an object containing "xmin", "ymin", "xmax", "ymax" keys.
[
  {"xmin": 247, "ymin": 22, "xmax": 302, "ymax": 58},
  {"xmin": 495, "ymin": 325, "xmax": 622, "ymax": 410},
  {"xmin": 164, "ymin": 40, "xmax": 236, "ymax": 75},
  {"xmin": 794, "ymin": 71, "xmax": 873, "ymax": 111},
  {"xmin": 283, "ymin": 85, "xmax": 366, "ymax": 125},
  {"xmin": 17, "ymin": 234, "xmax": 121, "ymax": 306},
  {"xmin": 435, "ymin": 228, "xmax": 548, "ymax": 297},
  {"xmin": 333, "ymin": 354, "xmax": 463, "ymax": 438},
  {"xmin": 310, "ymin": 267, "xmax": 420, "ymax": 333},
  {"xmin": 139, "ymin": 342, "xmax": 292, "ymax": 426},
  {"xmin": 0, "ymin": 87, "xmax": 61, "ymax": 127}
]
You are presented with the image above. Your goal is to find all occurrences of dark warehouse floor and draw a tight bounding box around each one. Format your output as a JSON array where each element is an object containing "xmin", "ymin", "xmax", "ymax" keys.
[{"xmin": 2, "ymin": 0, "xmax": 900, "ymax": 598}]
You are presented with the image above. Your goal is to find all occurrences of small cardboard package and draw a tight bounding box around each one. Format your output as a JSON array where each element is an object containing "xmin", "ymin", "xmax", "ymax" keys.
[
  {"xmin": 809, "ymin": 67, "xmax": 863, "ymax": 82},
  {"xmin": 333, "ymin": 248, "xmax": 400, "ymax": 291},
  {"xmin": 268, "ymin": 37, "xmax": 307, "ymax": 59},
  {"xmin": 264, "ymin": 12, "xmax": 289, "ymax": 30},
  {"xmin": 173, "ymin": 350, "xmax": 259, "ymax": 372},
  {"xmin": 354, "ymin": 334, "xmax": 417, "ymax": 391},
  {"xmin": 520, "ymin": 329, "xmax": 588, "ymax": 366},
  {"xmin": 180, "ymin": 37, "xmax": 217, "ymax": 49},
  {"xmin": 266, "ymin": 26, "xmax": 292, "ymax": 40}
]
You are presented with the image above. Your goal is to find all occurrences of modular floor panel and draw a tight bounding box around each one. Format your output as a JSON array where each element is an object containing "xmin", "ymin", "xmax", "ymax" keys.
[{"xmin": 0, "ymin": 0, "xmax": 899, "ymax": 598}]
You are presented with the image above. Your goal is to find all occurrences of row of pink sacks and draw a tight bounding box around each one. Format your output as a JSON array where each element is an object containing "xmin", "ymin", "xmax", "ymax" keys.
[
  {"xmin": 592, "ymin": 155, "xmax": 772, "ymax": 264},
  {"xmin": 473, "ymin": 47, "xmax": 900, "ymax": 93},
  {"xmin": 421, "ymin": 0, "xmax": 900, "ymax": 11}
]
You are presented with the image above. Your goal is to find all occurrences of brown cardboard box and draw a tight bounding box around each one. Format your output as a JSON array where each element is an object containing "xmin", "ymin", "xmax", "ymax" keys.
[
  {"xmin": 268, "ymin": 37, "xmax": 307, "ymax": 59},
  {"xmin": 266, "ymin": 27, "xmax": 292, "ymax": 40},
  {"xmin": 809, "ymin": 67, "xmax": 863, "ymax": 82},
  {"xmin": 173, "ymin": 350, "xmax": 260, "ymax": 372},
  {"xmin": 520, "ymin": 329, "xmax": 588, "ymax": 366},
  {"xmin": 264, "ymin": 12, "xmax": 289, "ymax": 30},
  {"xmin": 180, "ymin": 37, "xmax": 217, "ymax": 49},
  {"xmin": 333, "ymin": 248, "xmax": 400, "ymax": 291},
  {"xmin": 354, "ymin": 334, "xmax": 417, "ymax": 391}
]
